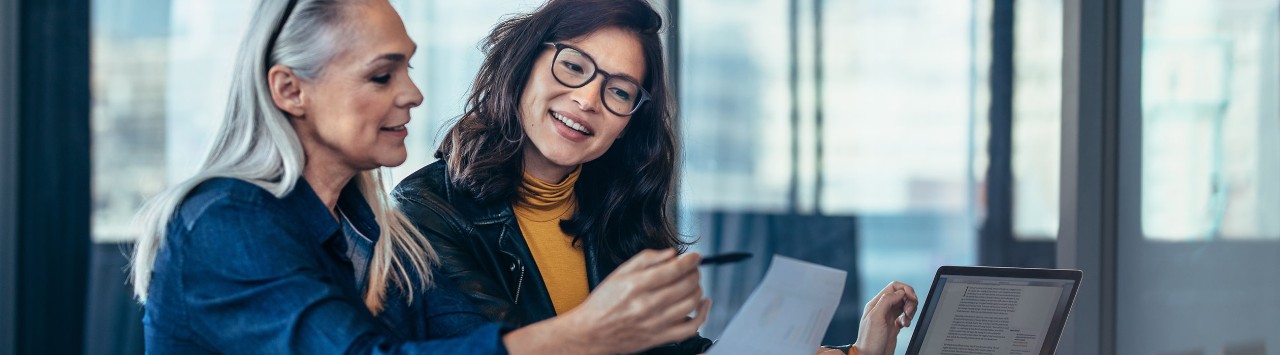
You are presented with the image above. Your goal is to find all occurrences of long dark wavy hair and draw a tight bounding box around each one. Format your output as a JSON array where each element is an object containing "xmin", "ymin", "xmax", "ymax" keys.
[{"xmin": 436, "ymin": 0, "xmax": 685, "ymax": 266}]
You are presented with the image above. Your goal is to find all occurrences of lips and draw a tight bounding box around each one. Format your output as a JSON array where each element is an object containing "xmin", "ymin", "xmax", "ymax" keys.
[{"xmin": 551, "ymin": 110, "xmax": 592, "ymax": 135}]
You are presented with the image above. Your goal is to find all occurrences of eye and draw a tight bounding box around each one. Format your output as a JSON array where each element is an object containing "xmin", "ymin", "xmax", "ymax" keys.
[
  {"xmin": 560, "ymin": 60, "xmax": 586, "ymax": 74},
  {"xmin": 371, "ymin": 74, "xmax": 391, "ymax": 84},
  {"xmin": 608, "ymin": 87, "xmax": 632, "ymax": 101}
]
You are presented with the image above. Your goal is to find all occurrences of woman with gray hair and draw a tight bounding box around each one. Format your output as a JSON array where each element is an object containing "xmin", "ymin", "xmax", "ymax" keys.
[{"xmin": 131, "ymin": 0, "xmax": 707, "ymax": 353}]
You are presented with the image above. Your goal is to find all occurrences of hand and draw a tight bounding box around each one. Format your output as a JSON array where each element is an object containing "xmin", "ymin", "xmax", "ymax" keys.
[
  {"xmin": 853, "ymin": 281, "xmax": 918, "ymax": 355},
  {"xmin": 563, "ymin": 249, "xmax": 711, "ymax": 354}
]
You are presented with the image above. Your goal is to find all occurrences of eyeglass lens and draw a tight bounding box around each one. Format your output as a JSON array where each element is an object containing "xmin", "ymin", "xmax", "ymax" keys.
[{"xmin": 551, "ymin": 46, "xmax": 644, "ymax": 115}]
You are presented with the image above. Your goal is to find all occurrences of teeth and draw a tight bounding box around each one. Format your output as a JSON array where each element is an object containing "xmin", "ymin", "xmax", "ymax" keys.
[
  {"xmin": 551, "ymin": 112, "xmax": 591, "ymax": 135},
  {"xmin": 383, "ymin": 125, "xmax": 406, "ymax": 131}
]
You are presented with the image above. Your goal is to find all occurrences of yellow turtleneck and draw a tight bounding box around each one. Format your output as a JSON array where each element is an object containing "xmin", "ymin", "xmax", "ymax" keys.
[{"xmin": 513, "ymin": 167, "xmax": 588, "ymax": 315}]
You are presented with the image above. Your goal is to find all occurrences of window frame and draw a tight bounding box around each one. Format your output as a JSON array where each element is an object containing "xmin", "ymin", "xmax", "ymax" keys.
[{"xmin": 979, "ymin": 0, "xmax": 1058, "ymax": 268}]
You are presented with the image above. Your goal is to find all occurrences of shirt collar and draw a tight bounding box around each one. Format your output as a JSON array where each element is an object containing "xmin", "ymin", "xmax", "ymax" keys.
[{"xmin": 282, "ymin": 177, "xmax": 381, "ymax": 244}]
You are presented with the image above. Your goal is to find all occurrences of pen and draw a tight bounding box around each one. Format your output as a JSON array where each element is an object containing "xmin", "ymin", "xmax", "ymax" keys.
[{"xmin": 700, "ymin": 252, "xmax": 752, "ymax": 265}]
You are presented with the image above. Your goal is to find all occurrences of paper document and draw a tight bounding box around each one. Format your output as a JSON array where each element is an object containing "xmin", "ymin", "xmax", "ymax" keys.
[{"xmin": 707, "ymin": 255, "xmax": 847, "ymax": 355}]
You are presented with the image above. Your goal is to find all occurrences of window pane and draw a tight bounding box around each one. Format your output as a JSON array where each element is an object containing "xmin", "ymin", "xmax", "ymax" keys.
[
  {"xmin": 1119, "ymin": 1, "xmax": 1280, "ymax": 354},
  {"xmin": 820, "ymin": 2, "xmax": 989, "ymax": 350},
  {"xmin": 1012, "ymin": 0, "xmax": 1062, "ymax": 240},
  {"xmin": 680, "ymin": 0, "xmax": 992, "ymax": 352},
  {"xmin": 1141, "ymin": 0, "xmax": 1280, "ymax": 241},
  {"xmin": 386, "ymin": 0, "xmax": 537, "ymax": 187},
  {"xmin": 679, "ymin": 0, "xmax": 793, "ymax": 213},
  {"xmin": 91, "ymin": 0, "xmax": 185, "ymax": 243},
  {"xmin": 91, "ymin": 0, "xmax": 534, "ymax": 243}
]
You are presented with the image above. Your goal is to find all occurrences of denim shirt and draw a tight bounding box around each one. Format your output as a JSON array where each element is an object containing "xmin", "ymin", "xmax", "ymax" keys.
[{"xmin": 144, "ymin": 177, "xmax": 510, "ymax": 354}]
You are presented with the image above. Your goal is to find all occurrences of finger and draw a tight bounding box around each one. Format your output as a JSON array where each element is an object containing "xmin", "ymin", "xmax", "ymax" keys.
[
  {"xmin": 871, "ymin": 289, "xmax": 907, "ymax": 321},
  {"xmin": 657, "ymin": 299, "xmax": 711, "ymax": 344},
  {"xmin": 890, "ymin": 281, "xmax": 920, "ymax": 307},
  {"xmin": 653, "ymin": 288, "xmax": 702, "ymax": 325},
  {"xmin": 901, "ymin": 295, "xmax": 918, "ymax": 327},
  {"xmin": 635, "ymin": 251, "xmax": 701, "ymax": 290},
  {"xmin": 615, "ymin": 248, "xmax": 677, "ymax": 275},
  {"xmin": 646, "ymin": 267, "xmax": 702, "ymax": 306},
  {"xmin": 889, "ymin": 281, "xmax": 920, "ymax": 324},
  {"xmin": 883, "ymin": 294, "xmax": 912, "ymax": 330}
]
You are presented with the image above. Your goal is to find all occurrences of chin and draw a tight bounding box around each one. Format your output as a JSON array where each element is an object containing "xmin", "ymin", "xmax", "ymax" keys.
[
  {"xmin": 374, "ymin": 151, "xmax": 409, "ymax": 168},
  {"xmin": 379, "ymin": 157, "xmax": 408, "ymax": 168},
  {"xmin": 542, "ymin": 150, "xmax": 588, "ymax": 167}
]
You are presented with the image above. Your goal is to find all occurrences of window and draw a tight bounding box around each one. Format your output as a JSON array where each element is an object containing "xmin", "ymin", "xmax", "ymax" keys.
[
  {"xmin": 383, "ymin": 1, "xmax": 539, "ymax": 187},
  {"xmin": 91, "ymin": 0, "xmax": 534, "ymax": 243},
  {"xmin": 815, "ymin": 0, "xmax": 988, "ymax": 328},
  {"xmin": 91, "ymin": 0, "xmax": 179, "ymax": 243},
  {"xmin": 1141, "ymin": 0, "xmax": 1280, "ymax": 241},
  {"xmin": 1116, "ymin": 2, "xmax": 1280, "ymax": 354},
  {"xmin": 678, "ymin": 0, "xmax": 793, "ymax": 213},
  {"xmin": 679, "ymin": 0, "xmax": 1064, "ymax": 350},
  {"xmin": 1012, "ymin": 0, "xmax": 1062, "ymax": 240}
]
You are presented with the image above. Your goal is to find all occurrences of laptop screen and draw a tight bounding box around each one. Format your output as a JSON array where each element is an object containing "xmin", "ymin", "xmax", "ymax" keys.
[{"xmin": 905, "ymin": 267, "xmax": 1082, "ymax": 355}]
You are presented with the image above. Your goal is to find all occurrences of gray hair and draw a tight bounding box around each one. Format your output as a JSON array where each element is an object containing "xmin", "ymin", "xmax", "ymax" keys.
[{"xmin": 132, "ymin": 0, "xmax": 437, "ymax": 314}]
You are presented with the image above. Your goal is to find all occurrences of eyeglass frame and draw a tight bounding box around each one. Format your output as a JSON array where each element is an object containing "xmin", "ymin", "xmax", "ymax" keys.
[{"xmin": 543, "ymin": 42, "xmax": 652, "ymax": 117}]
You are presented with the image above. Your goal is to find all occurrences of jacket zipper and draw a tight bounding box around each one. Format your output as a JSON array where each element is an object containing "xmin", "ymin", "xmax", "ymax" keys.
[{"xmin": 513, "ymin": 264, "xmax": 524, "ymax": 305}]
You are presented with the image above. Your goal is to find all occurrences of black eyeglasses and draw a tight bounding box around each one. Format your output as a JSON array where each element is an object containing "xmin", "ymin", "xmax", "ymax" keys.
[{"xmin": 545, "ymin": 43, "xmax": 651, "ymax": 117}]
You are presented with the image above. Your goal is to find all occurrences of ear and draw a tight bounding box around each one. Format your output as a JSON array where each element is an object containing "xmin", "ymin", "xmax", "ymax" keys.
[{"xmin": 268, "ymin": 64, "xmax": 306, "ymax": 118}]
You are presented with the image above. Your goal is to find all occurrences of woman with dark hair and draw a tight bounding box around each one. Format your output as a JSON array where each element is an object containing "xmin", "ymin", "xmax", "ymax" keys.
[{"xmin": 393, "ymin": 0, "xmax": 918, "ymax": 354}]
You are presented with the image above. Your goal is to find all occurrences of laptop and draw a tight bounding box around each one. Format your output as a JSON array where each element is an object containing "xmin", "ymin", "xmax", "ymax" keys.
[{"xmin": 905, "ymin": 266, "xmax": 1083, "ymax": 355}]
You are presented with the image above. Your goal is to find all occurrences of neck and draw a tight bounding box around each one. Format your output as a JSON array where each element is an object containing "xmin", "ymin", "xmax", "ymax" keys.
[
  {"xmin": 302, "ymin": 155, "xmax": 359, "ymax": 220},
  {"xmin": 522, "ymin": 145, "xmax": 577, "ymax": 184}
]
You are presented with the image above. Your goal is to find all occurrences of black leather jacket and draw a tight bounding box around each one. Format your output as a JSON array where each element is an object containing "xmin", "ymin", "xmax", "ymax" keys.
[{"xmin": 392, "ymin": 161, "xmax": 713, "ymax": 354}]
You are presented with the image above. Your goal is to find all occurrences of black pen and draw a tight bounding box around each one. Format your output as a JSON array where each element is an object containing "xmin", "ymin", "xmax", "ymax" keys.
[{"xmin": 700, "ymin": 252, "xmax": 752, "ymax": 265}]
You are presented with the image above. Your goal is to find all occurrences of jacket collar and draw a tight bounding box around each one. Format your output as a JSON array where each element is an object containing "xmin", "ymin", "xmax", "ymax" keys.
[
  {"xmin": 437, "ymin": 165, "xmax": 609, "ymax": 289},
  {"xmin": 434, "ymin": 167, "xmax": 515, "ymax": 227},
  {"xmin": 282, "ymin": 177, "xmax": 380, "ymax": 245}
]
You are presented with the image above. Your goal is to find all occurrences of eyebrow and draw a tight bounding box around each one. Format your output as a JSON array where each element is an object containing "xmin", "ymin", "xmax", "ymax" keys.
[
  {"xmin": 574, "ymin": 46, "xmax": 642, "ymax": 84},
  {"xmin": 369, "ymin": 53, "xmax": 406, "ymax": 65},
  {"xmin": 604, "ymin": 69, "xmax": 644, "ymax": 85},
  {"xmin": 366, "ymin": 44, "xmax": 418, "ymax": 66}
]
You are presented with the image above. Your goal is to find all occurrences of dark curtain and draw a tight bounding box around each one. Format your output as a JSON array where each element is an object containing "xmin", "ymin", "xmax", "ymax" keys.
[
  {"xmin": 14, "ymin": 0, "xmax": 92, "ymax": 352},
  {"xmin": 694, "ymin": 211, "xmax": 860, "ymax": 345},
  {"xmin": 84, "ymin": 243, "xmax": 144, "ymax": 355}
]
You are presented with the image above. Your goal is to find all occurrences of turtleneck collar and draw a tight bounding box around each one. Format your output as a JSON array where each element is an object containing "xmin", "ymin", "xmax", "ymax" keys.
[{"xmin": 514, "ymin": 166, "xmax": 581, "ymax": 222}]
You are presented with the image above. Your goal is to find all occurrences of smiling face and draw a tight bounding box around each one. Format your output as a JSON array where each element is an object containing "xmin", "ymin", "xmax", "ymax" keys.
[
  {"xmin": 517, "ymin": 26, "xmax": 646, "ymax": 182},
  {"xmin": 290, "ymin": 0, "xmax": 422, "ymax": 172}
]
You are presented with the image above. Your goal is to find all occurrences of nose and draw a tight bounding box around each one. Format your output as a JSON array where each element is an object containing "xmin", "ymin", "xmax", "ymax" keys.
[
  {"xmin": 569, "ymin": 76, "xmax": 603, "ymax": 113},
  {"xmin": 399, "ymin": 72, "xmax": 424, "ymax": 109}
]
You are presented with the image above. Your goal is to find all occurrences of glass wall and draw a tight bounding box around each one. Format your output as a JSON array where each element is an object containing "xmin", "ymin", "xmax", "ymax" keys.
[
  {"xmin": 91, "ymin": 0, "xmax": 175, "ymax": 243},
  {"xmin": 1118, "ymin": 0, "xmax": 1280, "ymax": 353},
  {"xmin": 91, "ymin": 0, "xmax": 536, "ymax": 243},
  {"xmin": 1012, "ymin": 0, "xmax": 1062, "ymax": 240},
  {"xmin": 816, "ymin": 1, "xmax": 986, "ymax": 342},
  {"xmin": 1140, "ymin": 0, "xmax": 1280, "ymax": 242},
  {"xmin": 678, "ymin": 0, "xmax": 1063, "ymax": 351}
]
